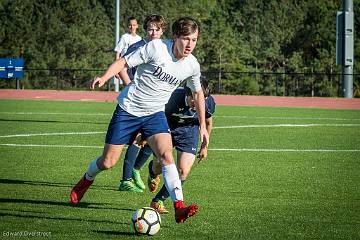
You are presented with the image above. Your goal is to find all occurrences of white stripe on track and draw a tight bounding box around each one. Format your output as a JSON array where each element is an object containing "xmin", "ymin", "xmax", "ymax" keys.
[
  {"xmin": 0, "ymin": 143, "xmax": 358, "ymax": 152},
  {"xmin": 0, "ymin": 143, "xmax": 103, "ymax": 148},
  {"xmin": 0, "ymin": 112, "xmax": 110, "ymax": 116}
]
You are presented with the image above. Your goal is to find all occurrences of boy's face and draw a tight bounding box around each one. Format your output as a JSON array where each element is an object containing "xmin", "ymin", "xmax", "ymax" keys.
[
  {"xmin": 128, "ymin": 20, "xmax": 138, "ymax": 34},
  {"xmin": 173, "ymin": 30, "xmax": 198, "ymax": 59},
  {"xmin": 146, "ymin": 23, "xmax": 164, "ymax": 40}
]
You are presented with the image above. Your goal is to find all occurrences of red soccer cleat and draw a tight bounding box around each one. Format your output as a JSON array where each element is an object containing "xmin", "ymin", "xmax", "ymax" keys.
[
  {"xmin": 70, "ymin": 175, "xmax": 93, "ymax": 205},
  {"xmin": 174, "ymin": 200, "xmax": 199, "ymax": 223}
]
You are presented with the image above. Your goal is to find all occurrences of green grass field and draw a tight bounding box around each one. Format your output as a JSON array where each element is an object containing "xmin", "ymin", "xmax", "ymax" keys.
[{"xmin": 0, "ymin": 99, "xmax": 359, "ymax": 240}]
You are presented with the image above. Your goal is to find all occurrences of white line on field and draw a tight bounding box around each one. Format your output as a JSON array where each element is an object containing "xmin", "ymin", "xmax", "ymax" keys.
[
  {"xmin": 1, "ymin": 112, "xmax": 359, "ymax": 122},
  {"xmin": 216, "ymin": 116, "xmax": 360, "ymax": 121},
  {"xmin": 0, "ymin": 123, "xmax": 359, "ymax": 138},
  {"xmin": 0, "ymin": 131, "xmax": 106, "ymax": 138},
  {"xmin": 0, "ymin": 143, "xmax": 358, "ymax": 152},
  {"xmin": 209, "ymin": 148, "xmax": 360, "ymax": 152},
  {"xmin": 214, "ymin": 123, "xmax": 360, "ymax": 129}
]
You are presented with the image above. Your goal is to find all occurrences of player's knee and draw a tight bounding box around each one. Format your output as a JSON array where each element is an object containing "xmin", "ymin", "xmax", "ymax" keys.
[
  {"xmin": 98, "ymin": 156, "xmax": 117, "ymax": 170},
  {"xmin": 159, "ymin": 151, "xmax": 174, "ymax": 165},
  {"xmin": 178, "ymin": 167, "xmax": 190, "ymax": 179}
]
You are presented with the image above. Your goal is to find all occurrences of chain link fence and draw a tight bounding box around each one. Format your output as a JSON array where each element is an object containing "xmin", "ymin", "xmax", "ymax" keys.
[{"xmin": 1, "ymin": 68, "xmax": 359, "ymax": 97}]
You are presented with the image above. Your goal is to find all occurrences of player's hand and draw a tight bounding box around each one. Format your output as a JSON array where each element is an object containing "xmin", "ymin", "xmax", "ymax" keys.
[
  {"xmin": 91, "ymin": 76, "xmax": 106, "ymax": 89},
  {"xmin": 199, "ymin": 126, "xmax": 209, "ymax": 149},
  {"xmin": 197, "ymin": 147, "xmax": 208, "ymax": 163}
]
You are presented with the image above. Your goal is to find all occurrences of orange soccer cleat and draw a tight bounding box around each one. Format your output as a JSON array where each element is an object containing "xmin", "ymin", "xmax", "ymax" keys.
[
  {"xmin": 147, "ymin": 175, "xmax": 161, "ymax": 193},
  {"xmin": 150, "ymin": 200, "xmax": 169, "ymax": 214}
]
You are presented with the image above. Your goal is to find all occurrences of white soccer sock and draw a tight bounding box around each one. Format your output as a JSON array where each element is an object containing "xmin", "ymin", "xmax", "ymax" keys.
[
  {"xmin": 85, "ymin": 157, "xmax": 102, "ymax": 181},
  {"xmin": 162, "ymin": 163, "xmax": 183, "ymax": 202}
]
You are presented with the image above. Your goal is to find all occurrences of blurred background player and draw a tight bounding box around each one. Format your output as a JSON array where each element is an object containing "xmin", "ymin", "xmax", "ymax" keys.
[
  {"xmin": 114, "ymin": 16, "xmax": 141, "ymax": 84},
  {"xmin": 117, "ymin": 14, "xmax": 167, "ymax": 192},
  {"xmin": 114, "ymin": 16, "xmax": 141, "ymax": 59},
  {"xmin": 70, "ymin": 16, "xmax": 207, "ymax": 224}
]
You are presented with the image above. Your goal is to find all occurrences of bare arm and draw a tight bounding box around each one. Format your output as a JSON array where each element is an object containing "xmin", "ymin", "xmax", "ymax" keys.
[
  {"xmin": 193, "ymin": 90, "xmax": 209, "ymax": 149},
  {"xmin": 91, "ymin": 58, "xmax": 128, "ymax": 89},
  {"xmin": 197, "ymin": 117, "xmax": 213, "ymax": 162},
  {"xmin": 115, "ymin": 51, "xmax": 121, "ymax": 60},
  {"xmin": 113, "ymin": 52, "xmax": 122, "ymax": 79},
  {"xmin": 118, "ymin": 67, "xmax": 131, "ymax": 86},
  {"xmin": 205, "ymin": 117, "xmax": 213, "ymax": 136}
]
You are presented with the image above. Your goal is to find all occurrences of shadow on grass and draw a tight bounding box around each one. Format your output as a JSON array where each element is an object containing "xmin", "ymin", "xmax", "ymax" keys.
[
  {"xmin": 0, "ymin": 198, "xmax": 135, "ymax": 212},
  {"xmin": 0, "ymin": 211, "xmax": 128, "ymax": 225},
  {"xmin": 0, "ymin": 178, "xmax": 137, "ymax": 213},
  {"xmin": 93, "ymin": 230, "xmax": 136, "ymax": 237},
  {"xmin": 0, "ymin": 198, "xmax": 95, "ymax": 208},
  {"xmin": 0, "ymin": 207, "xmax": 48, "ymax": 214},
  {"xmin": 0, "ymin": 178, "xmax": 73, "ymax": 188},
  {"xmin": 0, "ymin": 178, "xmax": 119, "ymax": 192}
]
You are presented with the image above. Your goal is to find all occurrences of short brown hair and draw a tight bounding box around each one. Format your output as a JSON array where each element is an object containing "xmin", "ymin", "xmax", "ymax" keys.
[
  {"xmin": 184, "ymin": 77, "xmax": 210, "ymax": 98},
  {"xmin": 172, "ymin": 16, "xmax": 200, "ymax": 38},
  {"xmin": 127, "ymin": 16, "xmax": 137, "ymax": 24},
  {"xmin": 143, "ymin": 14, "xmax": 167, "ymax": 32}
]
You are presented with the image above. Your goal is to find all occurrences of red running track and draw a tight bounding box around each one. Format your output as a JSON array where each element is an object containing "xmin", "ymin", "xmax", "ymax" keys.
[{"xmin": 1, "ymin": 89, "xmax": 360, "ymax": 110}]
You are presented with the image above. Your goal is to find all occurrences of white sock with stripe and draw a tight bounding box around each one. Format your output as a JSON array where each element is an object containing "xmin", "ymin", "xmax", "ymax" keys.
[
  {"xmin": 85, "ymin": 157, "xmax": 102, "ymax": 181},
  {"xmin": 162, "ymin": 163, "xmax": 183, "ymax": 202}
]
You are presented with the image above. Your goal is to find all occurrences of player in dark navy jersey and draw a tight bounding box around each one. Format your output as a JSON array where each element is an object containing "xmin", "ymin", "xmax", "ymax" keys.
[
  {"xmin": 120, "ymin": 78, "xmax": 215, "ymax": 213},
  {"xmin": 149, "ymin": 79, "xmax": 215, "ymax": 213}
]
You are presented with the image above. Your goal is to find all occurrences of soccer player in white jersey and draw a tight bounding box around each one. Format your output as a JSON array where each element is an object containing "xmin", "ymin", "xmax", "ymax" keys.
[
  {"xmin": 117, "ymin": 14, "xmax": 167, "ymax": 192},
  {"xmin": 114, "ymin": 16, "xmax": 142, "ymax": 60},
  {"xmin": 114, "ymin": 16, "xmax": 141, "ymax": 84},
  {"xmin": 70, "ymin": 16, "xmax": 208, "ymax": 224}
]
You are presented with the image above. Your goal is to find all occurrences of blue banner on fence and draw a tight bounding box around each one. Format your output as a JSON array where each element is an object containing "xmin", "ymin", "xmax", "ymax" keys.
[{"xmin": 0, "ymin": 58, "xmax": 24, "ymax": 78}]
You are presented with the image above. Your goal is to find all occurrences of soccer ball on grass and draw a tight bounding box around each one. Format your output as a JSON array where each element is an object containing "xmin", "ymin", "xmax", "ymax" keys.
[{"xmin": 131, "ymin": 207, "xmax": 161, "ymax": 235}]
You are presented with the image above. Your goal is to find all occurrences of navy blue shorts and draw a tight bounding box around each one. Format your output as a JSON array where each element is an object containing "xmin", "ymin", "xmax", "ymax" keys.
[
  {"xmin": 171, "ymin": 125, "xmax": 199, "ymax": 155},
  {"xmin": 105, "ymin": 105, "xmax": 170, "ymax": 145}
]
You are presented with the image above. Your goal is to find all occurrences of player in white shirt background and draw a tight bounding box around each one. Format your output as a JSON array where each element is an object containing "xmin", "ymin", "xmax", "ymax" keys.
[
  {"xmin": 69, "ymin": 16, "xmax": 208, "ymax": 224},
  {"xmin": 114, "ymin": 16, "xmax": 142, "ymax": 84},
  {"xmin": 114, "ymin": 16, "xmax": 142, "ymax": 60}
]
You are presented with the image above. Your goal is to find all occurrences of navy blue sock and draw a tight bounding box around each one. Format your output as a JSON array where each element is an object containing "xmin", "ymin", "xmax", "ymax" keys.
[
  {"xmin": 152, "ymin": 180, "xmax": 185, "ymax": 202},
  {"xmin": 122, "ymin": 144, "xmax": 140, "ymax": 180},
  {"xmin": 148, "ymin": 160, "xmax": 157, "ymax": 179},
  {"xmin": 134, "ymin": 144, "xmax": 153, "ymax": 170}
]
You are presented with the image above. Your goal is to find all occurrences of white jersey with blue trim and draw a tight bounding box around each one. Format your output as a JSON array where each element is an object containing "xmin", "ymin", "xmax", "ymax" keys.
[
  {"xmin": 123, "ymin": 39, "xmax": 148, "ymax": 81},
  {"xmin": 114, "ymin": 33, "xmax": 142, "ymax": 57},
  {"xmin": 118, "ymin": 39, "xmax": 202, "ymax": 117}
]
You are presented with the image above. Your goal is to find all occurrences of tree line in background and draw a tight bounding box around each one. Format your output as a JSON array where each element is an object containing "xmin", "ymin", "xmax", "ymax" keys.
[{"xmin": 1, "ymin": 0, "xmax": 359, "ymax": 97}]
